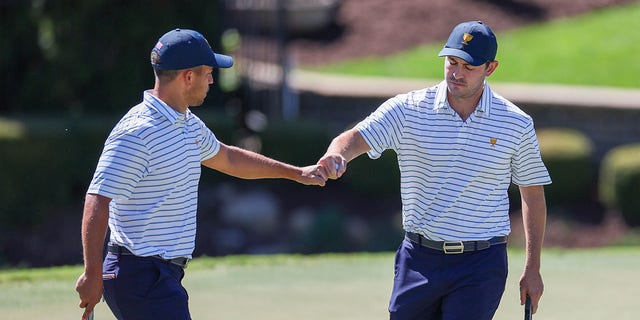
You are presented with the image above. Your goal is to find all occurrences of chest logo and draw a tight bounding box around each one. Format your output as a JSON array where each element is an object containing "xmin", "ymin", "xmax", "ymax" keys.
[{"xmin": 490, "ymin": 138, "xmax": 497, "ymax": 147}]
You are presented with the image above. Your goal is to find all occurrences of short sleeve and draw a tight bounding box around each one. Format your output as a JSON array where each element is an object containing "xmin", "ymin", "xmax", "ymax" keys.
[
  {"xmin": 355, "ymin": 94, "xmax": 407, "ymax": 159},
  {"xmin": 195, "ymin": 117, "xmax": 220, "ymax": 162},
  {"xmin": 87, "ymin": 132, "xmax": 149, "ymax": 200},
  {"xmin": 511, "ymin": 123, "xmax": 552, "ymax": 186}
]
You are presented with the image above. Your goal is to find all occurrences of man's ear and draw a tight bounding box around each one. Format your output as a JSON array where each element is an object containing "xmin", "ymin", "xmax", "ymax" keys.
[
  {"xmin": 178, "ymin": 69, "xmax": 194, "ymax": 86},
  {"xmin": 486, "ymin": 61, "xmax": 499, "ymax": 77}
]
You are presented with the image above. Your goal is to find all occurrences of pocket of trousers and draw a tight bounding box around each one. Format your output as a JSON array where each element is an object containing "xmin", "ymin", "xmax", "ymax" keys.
[{"xmin": 103, "ymin": 252, "xmax": 120, "ymax": 280}]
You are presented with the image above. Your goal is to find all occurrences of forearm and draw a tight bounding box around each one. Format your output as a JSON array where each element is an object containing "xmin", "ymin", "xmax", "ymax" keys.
[
  {"xmin": 202, "ymin": 143, "xmax": 326, "ymax": 186},
  {"xmin": 324, "ymin": 128, "xmax": 369, "ymax": 162},
  {"xmin": 223, "ymin": 145, "xmax": 302, "ymax": 180},
  {"xmin": 76, "ymin": 193, "xmax": 110, "ymax": 317},
  {"xmin": 317, "ymin": 128, "xmax": 370, "ymax": 179},
  {"xmin": 520, "ymin": 185, "xmax": 547, "ymax": 271},
  {"xmin": 518, "ymin": 184, "xmax": 547, "ymax": 311},
  {"xmin": 81, "ymin": 193, "xmax": 110, "ymax": 276}
]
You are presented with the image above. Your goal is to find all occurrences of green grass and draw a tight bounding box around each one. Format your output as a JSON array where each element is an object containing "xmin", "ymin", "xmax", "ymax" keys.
[
  {"xmin": 312, "ymin": 3, "xmax": 640, "ymax": 88},
  {"xmin": 1, "ymin": 248, "xmax": 639, "ymax": 319}
]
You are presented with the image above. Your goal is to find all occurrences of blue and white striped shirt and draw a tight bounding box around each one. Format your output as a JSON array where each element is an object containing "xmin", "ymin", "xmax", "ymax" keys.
[
  {"xmin": 88, "ymin": 91, "xmax": 220, "ymax": 259},
  {"xmin": 356, "ymin": 81, "xmax": 551, "ymax": 241}
]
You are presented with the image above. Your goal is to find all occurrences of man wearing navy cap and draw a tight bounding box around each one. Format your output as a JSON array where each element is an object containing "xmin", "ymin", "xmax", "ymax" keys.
[
  {"xmin": 75, "ymin": 28, "xmax": 328, "ymax": 320},
  {"xmin": 317, "ymin": 21, "xmax": 551, "ymax": 319}
]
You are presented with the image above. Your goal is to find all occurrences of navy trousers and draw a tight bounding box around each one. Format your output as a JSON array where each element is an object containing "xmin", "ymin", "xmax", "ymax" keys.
[
  {"xmin": 389, "ymin": 238, "xmax": 508, "ymax": 320},
  {"xmin": 102, "ymin": 252, "xmax": 191, "ymax": 320}
]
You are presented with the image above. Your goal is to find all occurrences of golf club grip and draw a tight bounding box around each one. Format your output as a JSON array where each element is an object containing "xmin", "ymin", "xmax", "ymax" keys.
[
  {"xmin": 524, "ymin": 295, "xmax": 532, "ymax": 320},
  {"xmin": 86, "ymin": 308, "xmax": 94, "ymax": 320}
]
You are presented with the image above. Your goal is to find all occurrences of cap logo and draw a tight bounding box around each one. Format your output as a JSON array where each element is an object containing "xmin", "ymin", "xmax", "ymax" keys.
[
  {"xmin": 155, "ymin": 42, "xmax": 163, "ymax": 50},
  {"xmin": 462, "ymin": 33, "xmax": 473, "ymax": 45}
]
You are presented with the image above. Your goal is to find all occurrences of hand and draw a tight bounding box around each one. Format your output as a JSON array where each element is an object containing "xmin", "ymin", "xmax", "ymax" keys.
[
  {"xmin": 317, "ymin": 154, "xmax": 347, "ymax": 180},
  {"xmin": 519, "ymin": 270, "xmax": 544, "ymax": 314},
  {"xmin": 300, "ymin": 164, "xmax": 328, "ymax": 186},
  {"xmin": 75, "ymin": 272, "xmax": 103, "ymax": 320}
]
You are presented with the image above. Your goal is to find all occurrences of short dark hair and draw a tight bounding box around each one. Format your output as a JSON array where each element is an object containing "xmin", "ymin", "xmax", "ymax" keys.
[{"xmin": 151, "ymin": 50, "xmax": 180, "ymax": 82}]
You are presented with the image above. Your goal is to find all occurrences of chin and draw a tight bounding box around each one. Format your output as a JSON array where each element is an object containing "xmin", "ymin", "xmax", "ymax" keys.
[
  {"xmin": 446, "ymin": 84, "xmax": 461, "ymax": 94},
  {"xmin": 192, "ymin": 98, "xmax": 206, "ymax": 107}
]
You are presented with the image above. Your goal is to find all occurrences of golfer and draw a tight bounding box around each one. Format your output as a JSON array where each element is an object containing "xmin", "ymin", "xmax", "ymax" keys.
[
  {"xmin": 318, "ymin": 21, "xmax": 551, "ymax": 319},
  {"xmin": 75, "ymin": 28, "xmax": 327, "ymax": 320}
]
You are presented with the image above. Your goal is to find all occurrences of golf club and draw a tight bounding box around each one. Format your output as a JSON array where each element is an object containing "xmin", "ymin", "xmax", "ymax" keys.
[
  {"xmin": 85, "ymin": 306, "xmax": 94, "ymax": 320},
  {"xmin": 524, "ymin": 295, "xmax": 532, "ymax": 320}
]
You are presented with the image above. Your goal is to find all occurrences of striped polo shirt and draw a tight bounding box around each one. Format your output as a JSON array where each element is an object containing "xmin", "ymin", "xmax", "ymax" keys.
[
  {"xmin": 356, "ymin": 80, "xmax": 551, "ymax": 241},
  {"xmin": 88, "ymin": 90, "xmax": 220, "ymax": 259}
]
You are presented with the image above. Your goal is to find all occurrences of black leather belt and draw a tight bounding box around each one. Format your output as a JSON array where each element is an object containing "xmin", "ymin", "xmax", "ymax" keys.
[
  {"xmin": 406, "ymin": 232, "xmax": 508, "ymax": 254},
  {"xmin": 107, "ymin": 245, "xmax": 189, "ymax": 268}
]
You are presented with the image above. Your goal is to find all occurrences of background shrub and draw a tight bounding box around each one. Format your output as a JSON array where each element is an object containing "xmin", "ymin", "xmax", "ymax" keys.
[
  {"xmin": 341, "ymin": 150, "xmax": 400, "ymax": 197},
  {"xmin": 599, "ymin": 144, "xmax": 640, "ymax": 226},
  {"xmin": 258, "ymin": 120, "xmax": 332, "ymax": 166},
  {"xmin": 537, "ymin": 128, "xmax": 596, "ymax": 205},
  {"xmin": 508, "ymin": 128, "xmax": 601, "ymax": 222},
  {"xmin": 0, "ymin": 117, "xmax": 111, "ymax": 228},
  {"xmin": 0, "ymin": 1, "xmax": 227, "ymax": 115}
]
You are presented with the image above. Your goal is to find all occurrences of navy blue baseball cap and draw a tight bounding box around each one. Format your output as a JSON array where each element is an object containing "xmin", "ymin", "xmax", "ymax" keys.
[
  {"xmin": 151, "ymin": 28, "xmax": 234, "ymax": 70},
  {"xmin": 438, "ymin": 21, "xmax": 497, "ymax": 66}
]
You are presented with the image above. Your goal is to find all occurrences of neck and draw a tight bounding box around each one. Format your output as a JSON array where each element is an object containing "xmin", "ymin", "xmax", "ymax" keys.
[
  {"xmin": 447, "ymin": 94, "xmax": 481, "ymax": 122},
  {"xmin": 151, "ymin": 83, "xmax": 188, "ymax": 114}
]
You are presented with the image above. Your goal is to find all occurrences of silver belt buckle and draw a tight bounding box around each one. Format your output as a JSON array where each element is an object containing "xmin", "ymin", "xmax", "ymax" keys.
[{"xmin": 443, "ymin": 241, "xmax": 464, "ymax": 254}]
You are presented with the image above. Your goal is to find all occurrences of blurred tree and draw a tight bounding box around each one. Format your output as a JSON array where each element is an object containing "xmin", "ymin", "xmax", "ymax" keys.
[{"xmin": 0, "ymin": 0, "xmax": 227, "ymax": 115}]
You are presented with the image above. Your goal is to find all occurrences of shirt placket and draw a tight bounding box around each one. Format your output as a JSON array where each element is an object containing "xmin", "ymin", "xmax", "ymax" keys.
[{"xmin": 453, "ymin": 113, "xmax": 474, "ymax": 162}]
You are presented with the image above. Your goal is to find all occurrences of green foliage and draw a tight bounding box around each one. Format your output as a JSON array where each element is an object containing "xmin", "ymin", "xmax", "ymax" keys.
[
  {"xmin": 257, "ymin": 120, "xmax": 399, "ymax": 200},
  {"xmin": 0, "ymin": 118, "xmax": 26, "ymax": 140},
  {"xmin": 0, "ymin": 117, "xmax": 112, "ymax": 228},
  {"xmin": 599, "ymin": 144, "xmax": 640, "ymax": 226},
  {"xmin": 537, "ymin": 128, "xmax": 595, "ymax": 206},
  {"xmin": 259, "ymin": 120, "xmax": 332, "ymax": 165},
  {"xmin": 0, "ymin": 111, "xmax": 244, "ymax": 230},
  {"xmin": 1, "ymin": 1, "xmax": 226, "ymax": 114},
  {"xmin": 342, "ymin": 150, "xmax": 400, "ymax": 197},
  {"xmin": 299, "ymin": 206, "xmax": 348, "ymax": 253}
]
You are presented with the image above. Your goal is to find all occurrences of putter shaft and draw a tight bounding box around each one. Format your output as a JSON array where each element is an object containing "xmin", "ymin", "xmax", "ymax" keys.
[{"xmin": 524, "ymin": 295, "xmax": 532, "ymax": 320}]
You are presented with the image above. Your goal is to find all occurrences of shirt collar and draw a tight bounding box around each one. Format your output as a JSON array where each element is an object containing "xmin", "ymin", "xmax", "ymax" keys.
[
  {"xmin": 143, "ymin": 90, "xmax": 191, "ymax": 124},
  {"xmin": 434, "ymin": 80, "xmax": 493, "ymax": 117}
]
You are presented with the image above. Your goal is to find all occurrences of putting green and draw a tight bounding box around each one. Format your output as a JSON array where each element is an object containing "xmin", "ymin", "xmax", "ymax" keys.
[{"xmin": 0, "ymin": 248, "xmax": 638, "ymax": 319}]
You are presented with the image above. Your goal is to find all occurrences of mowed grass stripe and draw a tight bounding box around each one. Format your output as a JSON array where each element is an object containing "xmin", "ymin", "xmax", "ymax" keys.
[{"xmin": 0, "ymin": 248, "xmax": 639, "ymax": 319}]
